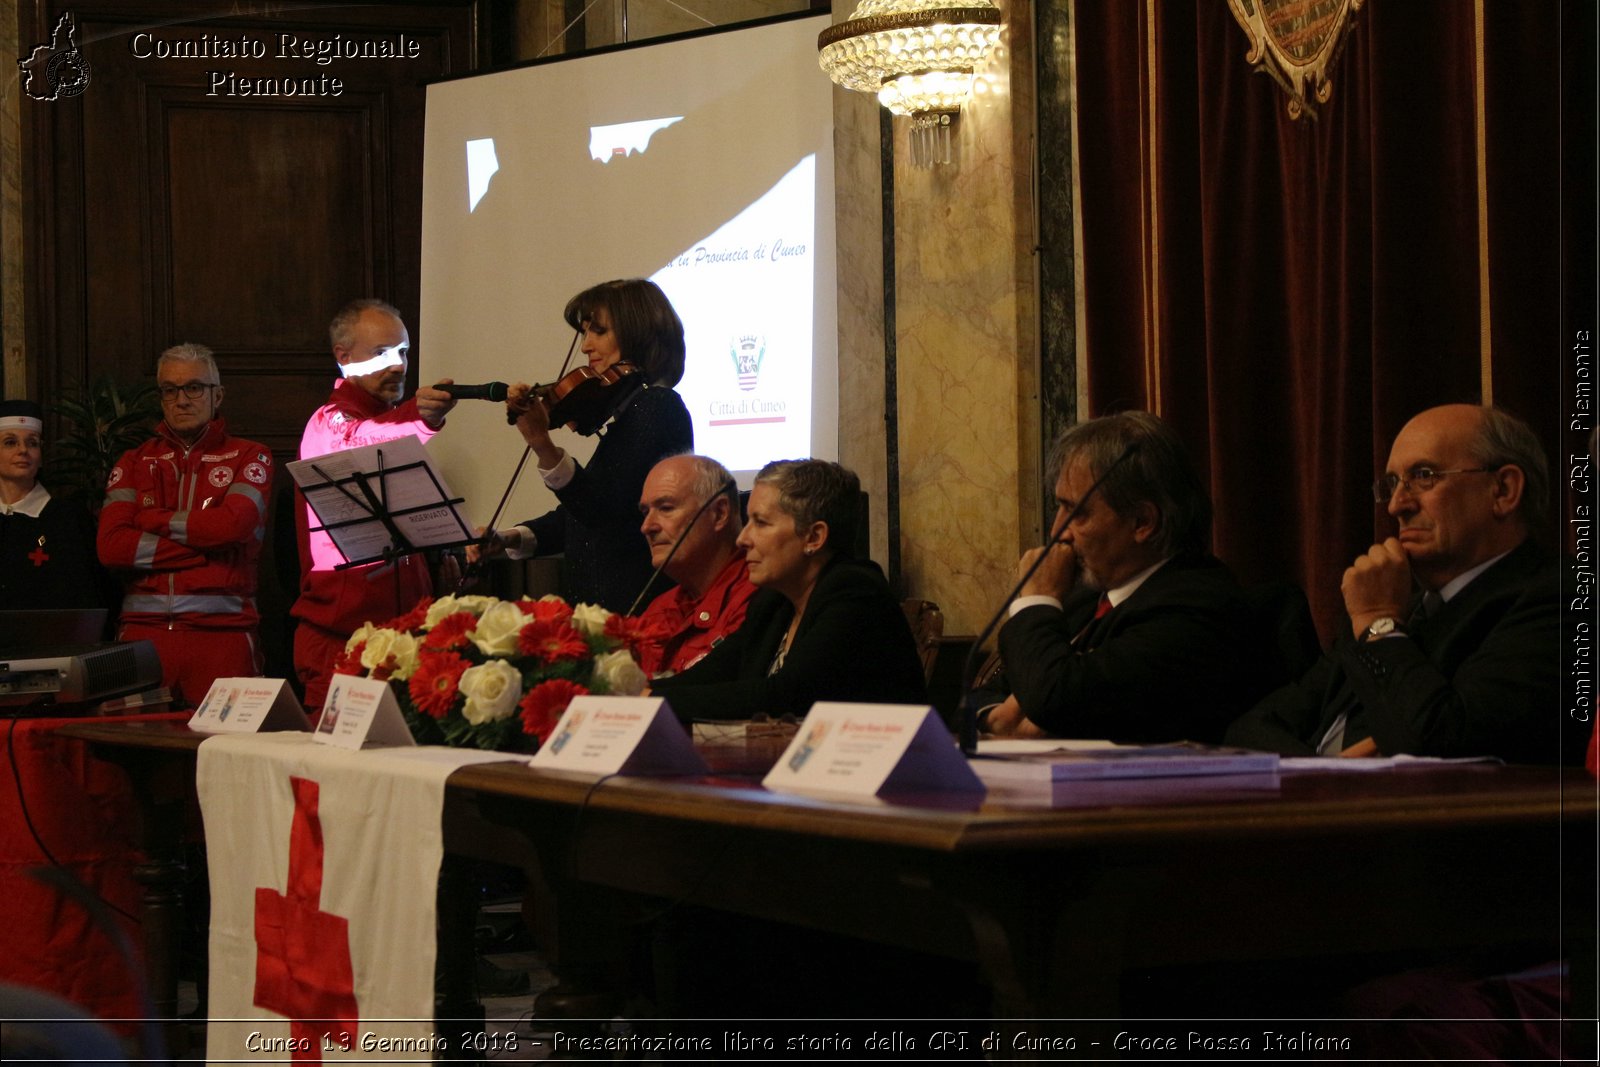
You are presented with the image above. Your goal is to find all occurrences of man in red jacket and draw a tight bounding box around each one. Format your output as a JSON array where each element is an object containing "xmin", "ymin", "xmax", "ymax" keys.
[
  {"xmin": 291, "ymin": 298, "xmax": 457, "ymax": 712},
  {"xmin": 98, "ymin": 343, "xmax": 271, "ymax": 706}
]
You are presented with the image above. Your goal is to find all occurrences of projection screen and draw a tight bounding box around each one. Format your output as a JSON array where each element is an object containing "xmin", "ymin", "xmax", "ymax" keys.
[{"xmin": 419, "ymin": 13, "xmax": 837, "ymax": 531}]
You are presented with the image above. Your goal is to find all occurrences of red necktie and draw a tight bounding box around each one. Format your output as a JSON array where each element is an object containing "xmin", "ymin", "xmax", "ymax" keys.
[{"xmin": 1093, "ymin": 594, "xmax": 1113, "ymax": 620}]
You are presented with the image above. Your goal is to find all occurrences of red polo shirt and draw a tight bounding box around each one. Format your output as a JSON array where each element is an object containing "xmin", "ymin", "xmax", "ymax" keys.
[{"xmin": 637, "ymin": 552, "xmax": 758, "ymax": 677}]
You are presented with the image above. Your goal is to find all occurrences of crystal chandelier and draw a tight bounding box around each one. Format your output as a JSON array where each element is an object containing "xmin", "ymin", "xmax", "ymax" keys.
[{"xmin": 818, "ymin": 0, "xmax": 1003, "ymax": 166}]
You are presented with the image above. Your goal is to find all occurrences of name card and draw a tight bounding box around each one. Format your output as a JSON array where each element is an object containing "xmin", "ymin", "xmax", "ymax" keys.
[
  {"xmin": 189, "ymin": 678, "xmax": 310, "ymax": 735},
  {"xmin": 763, "ymin": 703, "xmax": 985, "ymax": 799},
  {"xmin": 312, "ymin": 674, "xmax": 416, "ymax": 750},
  {"xmin": 528, "ymin": 695, "xmax": 707, "ymax": 777}
]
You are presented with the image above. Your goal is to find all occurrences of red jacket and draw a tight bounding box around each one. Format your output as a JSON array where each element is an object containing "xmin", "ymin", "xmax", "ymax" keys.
[
  {"xmin": 291, "ymin": 379, "xmax": 439, "ymax": 640},
  {"xmin": 97, "ymin": 419, "xmax": 271, "ymax": 630}
]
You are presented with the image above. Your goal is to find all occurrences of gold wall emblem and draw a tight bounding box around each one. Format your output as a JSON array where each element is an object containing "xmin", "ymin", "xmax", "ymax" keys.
[{"xmin": 1227, "ymin": 0, "xmax": 1364, "ymax": 119}]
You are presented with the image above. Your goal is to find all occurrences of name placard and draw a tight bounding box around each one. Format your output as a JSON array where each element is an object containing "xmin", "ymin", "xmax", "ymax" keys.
[
  {"xmin": 189, "ymin": 678, "xmax": 310, "ymax": 735},
  {"xmin": 312, "ymin": 674, "xmax": 416, "ymax": 750},
  {"xmin": 528, "ymin": 695, "xmax": 706, "ymax": 777},
  {"xmin": 763, "ymin": 703, "xmax": 985, "ymax": 799}
]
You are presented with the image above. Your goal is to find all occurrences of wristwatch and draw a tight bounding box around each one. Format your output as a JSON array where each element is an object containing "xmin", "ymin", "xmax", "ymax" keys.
[{"xmin": 1359, "ymin": 616, "xmax": 1401, "ymax": 642}]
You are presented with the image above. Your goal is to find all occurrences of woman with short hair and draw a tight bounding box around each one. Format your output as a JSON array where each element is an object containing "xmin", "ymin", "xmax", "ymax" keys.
[{"xmin": 652, "ymin": 458, "xmax": 927, "ymax": 721}]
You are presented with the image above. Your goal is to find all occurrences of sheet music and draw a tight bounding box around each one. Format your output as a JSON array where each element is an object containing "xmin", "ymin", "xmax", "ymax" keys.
[{"xmin": 287, "ymin": 436, "xmax": 474, "ymax": 566}]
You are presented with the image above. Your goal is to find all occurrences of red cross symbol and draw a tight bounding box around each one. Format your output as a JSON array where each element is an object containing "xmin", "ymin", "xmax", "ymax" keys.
[
  {"xmin": 253, "ymin": 776, "xmax": 358, "ymax": 1062},
  {"xmin": 27, "ymin": 544, "xmax": 48, "ymax": 567}
]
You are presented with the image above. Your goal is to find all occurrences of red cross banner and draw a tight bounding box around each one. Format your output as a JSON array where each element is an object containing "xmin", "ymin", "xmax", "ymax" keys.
[{"xmin": 197, "ymin": 733, "xmax": 513, "ymax": 1062}]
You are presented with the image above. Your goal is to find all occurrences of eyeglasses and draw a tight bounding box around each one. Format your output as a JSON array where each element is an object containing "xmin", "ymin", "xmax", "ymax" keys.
[
  {"xmin": 1372, "ymin": 466, "xmax": 1492, "ymax": 503},
  {"xmin": 158, "ymin": 382, "xmax": 218, "ymax": 402}
]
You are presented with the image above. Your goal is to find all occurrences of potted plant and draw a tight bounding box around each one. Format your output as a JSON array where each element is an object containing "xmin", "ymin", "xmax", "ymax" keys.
[{"xmin": 48, "ymin": 374, "xmax": 162, "ymax": 510}]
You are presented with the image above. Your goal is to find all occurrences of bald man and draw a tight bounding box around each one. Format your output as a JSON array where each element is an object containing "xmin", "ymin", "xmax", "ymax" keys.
[
  {"xmin": 1227, "ymin": 404, "xmax": 1565, "ymax": 762},
  {"xmin": 634, "ymin": 454, "xmax": 756, "ymax": 677}
]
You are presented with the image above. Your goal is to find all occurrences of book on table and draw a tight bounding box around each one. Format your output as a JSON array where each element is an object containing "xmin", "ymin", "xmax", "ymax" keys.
[{"xmin": 971, "ymin": 738, "xmax": 1278, "ymax": 782}]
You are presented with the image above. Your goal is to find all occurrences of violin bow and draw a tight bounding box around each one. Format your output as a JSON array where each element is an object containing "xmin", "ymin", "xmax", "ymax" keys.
[{"xmin": 457, "ymin": 329, "xmax": 582, "ymax": 592}]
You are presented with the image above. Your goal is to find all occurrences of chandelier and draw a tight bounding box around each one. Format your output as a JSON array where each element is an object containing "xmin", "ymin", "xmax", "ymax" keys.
[{"xmin": 818, "ymin": 0, "xmax": 1003, "ymax": 166}]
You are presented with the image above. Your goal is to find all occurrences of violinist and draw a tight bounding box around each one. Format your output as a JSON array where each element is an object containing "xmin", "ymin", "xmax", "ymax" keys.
[{"xmin": 486, "ymin": 279, "xmax": 692, "ymax": 611}]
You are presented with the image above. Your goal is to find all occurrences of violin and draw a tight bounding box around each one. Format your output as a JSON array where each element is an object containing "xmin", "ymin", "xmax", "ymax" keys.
[{"xmin": 508, "ymin": 361, "xmax": 646, "ymax": 436}]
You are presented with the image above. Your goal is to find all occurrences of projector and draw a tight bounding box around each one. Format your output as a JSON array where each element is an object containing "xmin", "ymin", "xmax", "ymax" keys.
[{"xmin": 0, "ymin": 640, "xmax": 163, "ymax": 708}]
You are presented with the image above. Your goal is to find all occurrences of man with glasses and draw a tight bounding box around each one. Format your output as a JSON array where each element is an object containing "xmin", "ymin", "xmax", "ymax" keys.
[
  {"xmin": 98, "ymin": 343, "xmax": 272, "ymax": 705},
  {"xmin": 1227, "ymin": 404, "xmax": 1563, "ymax": 761},
  {"xmin": 291, "ymin": 298, "xmax": 457, "ymax": 713}
]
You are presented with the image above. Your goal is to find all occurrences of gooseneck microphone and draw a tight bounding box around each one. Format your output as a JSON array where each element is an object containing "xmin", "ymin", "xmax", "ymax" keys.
[
  {"xmin": 440, "ymin": 382, "xmax": 510, "ymax": 402},
  {"xmin": 957, "ymin": 440, "xmax": 1142, "ymax": 755},
  {"xmin": 625, "ymin": 478, "xmax": 739, "ymax": 617}
]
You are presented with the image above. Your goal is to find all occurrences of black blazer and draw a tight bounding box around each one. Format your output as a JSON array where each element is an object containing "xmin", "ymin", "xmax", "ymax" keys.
[
  {"xmin": 998, "ymin": 553, "xmax": 1273, "ymax": 743},
  {"xmin": 1225, "ymin": 538, "xmax": 1565, "ymax": 762},
  {"xmin": 652, "ymin": 558, "xmax": 928, "ymax": 722},
  {"xmin": 521, "ymin": 384, "xmax": 692, "ymax": 613}
]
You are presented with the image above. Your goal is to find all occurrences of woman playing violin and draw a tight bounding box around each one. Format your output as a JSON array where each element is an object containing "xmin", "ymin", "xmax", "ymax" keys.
[{"xmin": 488, "ymin": 278, "xmax": 692, "ymax": 611}]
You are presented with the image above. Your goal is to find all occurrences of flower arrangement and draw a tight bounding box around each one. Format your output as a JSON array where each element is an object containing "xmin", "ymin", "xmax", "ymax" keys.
[{"xmin": 332, "ymin": 594, "xmax": 663, "ymax": 751}]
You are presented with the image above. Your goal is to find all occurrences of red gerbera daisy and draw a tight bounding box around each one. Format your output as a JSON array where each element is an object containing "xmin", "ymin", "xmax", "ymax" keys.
[
  {"xmin": 517, "ymin": 597, "xmax": 574, "ymax": 625},
  {"xmin": 422, "ymin": 611, "xmax": 478, "ymax": 651},
  {"xmin": 408, "ymin": 649, "xmax": 470, "ymax": 718},
  {"xmin": 604, "ymin": 612, "xmax": 672, "ymax": 655},
  {"xmin": 520, "ymin": 678, "xmax": 588, "ymax": 743},
  {"xmin": 516, "ymin": 617, "xmax": 589, "ymax": 664},
  {"xmin": 381, "ymin": 597, "xmax": 433, "ymax": 634},
  {"xmin": 331, "ymin": 640, "xmax": 366, "ymax": 677}
]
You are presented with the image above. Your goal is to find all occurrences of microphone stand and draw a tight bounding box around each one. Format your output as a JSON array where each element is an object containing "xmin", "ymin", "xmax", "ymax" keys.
[
  {"xmin": 957, "ymin": 442, "xmax": 1141, "ymax": 755},
  {"xmin": 454, "ymin": 445, "xmax": 533, "ymax": 594}
]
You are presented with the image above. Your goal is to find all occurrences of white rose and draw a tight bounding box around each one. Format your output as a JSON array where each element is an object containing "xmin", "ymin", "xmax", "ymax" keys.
[
  {"xmin": 345, "ymin": 621, "xmax": 377, "ymax": 653},
  {"xmin": 570, "ymin": 602, "xmax": 612, "ymax": 639},
  {"xmin": 384, "ymin": 632, "xmax": 421, "ymax": 681},
  {"xmin": 472, "ymin": 600, "xmax": 527, "ymax": 657},
  {"xmin": 359, "ymin": 629, "xmax": 419, "ymax": 678},
  {"xmin": 592, "ymin": 649, "xmax": 646, "ymax": 696},
  {"xmin": 453, "ymin": 595, "xmax": 498, "ymax": 617},
  {"xmin": 457, "ymin": 659, "xmax": 523, "ymax": 725},
  {"xmin": 359, "ymin": 628, "xmax": 404, "ymax": 671},
  {"xmin": 424, "ymin": 595, "xmax": 463, "ymax": 628}
]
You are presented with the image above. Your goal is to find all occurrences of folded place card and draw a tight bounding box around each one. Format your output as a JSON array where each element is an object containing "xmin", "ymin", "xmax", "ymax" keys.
[
  {"xmin": 528, "ymin": 695, "xmax": 707, "ymax": 777},
  {"xmin": 762, "ymin": 703, "xmax": 985, "ymax": 799},
  {"xmin": 312, "ymin": 674, "xmax": 416, "ymax": 750},
  {"xmin": 188, "ymin": 678, "xmax": 310, "ymax": 735}
]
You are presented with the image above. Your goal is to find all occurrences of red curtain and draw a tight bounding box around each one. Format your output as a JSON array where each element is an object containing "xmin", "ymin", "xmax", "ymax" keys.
[{"xmin": 1069, "ymin": 0, "xmax": 1584, "ymax": 638}]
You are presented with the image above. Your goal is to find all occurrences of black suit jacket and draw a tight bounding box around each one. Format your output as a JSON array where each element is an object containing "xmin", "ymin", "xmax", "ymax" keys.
[
  {"xmin": 652, "ymin": 558, "xmax": 928, "ymax": 722},
  {"xmin": 997, "ymin": 554, "xmax": 1271, "ymax": 743},
  {"xmin": 1225, "ymin": 539, "xmax": 1564, "ymax": 762}
]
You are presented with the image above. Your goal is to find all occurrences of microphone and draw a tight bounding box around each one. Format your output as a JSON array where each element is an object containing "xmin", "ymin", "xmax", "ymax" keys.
[
  {"xmin": 625, "ymin": 477, "xmax": 739, "ymax": 617},
  {"xmin": 957, "ymin": 440, "xmax": 1142, "ymax": 755},
  {"xmin": 441, "ymin": 382, "xmax": 510, "ymax": 402}
]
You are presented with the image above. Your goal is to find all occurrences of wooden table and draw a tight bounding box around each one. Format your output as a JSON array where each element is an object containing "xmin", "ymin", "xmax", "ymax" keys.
[{"xmin": 61, "ymin": 720, "xmax": 1598, "ymax": 1028}]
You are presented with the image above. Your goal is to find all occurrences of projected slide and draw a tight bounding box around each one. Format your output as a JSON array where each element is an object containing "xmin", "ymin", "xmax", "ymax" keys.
[
  {"xmin": 589, "ymin": 117, "xmax": 683, "ymax": 161},
  {"xmin": 420, "ymin": 14, "xmax": 836, "ymax": 526},
  {"xmin": 654, "ymin": 155, "xmax": 815, "ymax": 470}
]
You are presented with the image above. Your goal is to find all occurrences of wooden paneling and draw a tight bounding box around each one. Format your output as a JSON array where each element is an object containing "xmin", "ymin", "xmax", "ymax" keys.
[
  {"xmin": 26, "ymin": 1, "xmax": 478, "ymax": 441},
  {"xmin": 22, "ymin": 1, "xmax": 481, "ymax": 677}
]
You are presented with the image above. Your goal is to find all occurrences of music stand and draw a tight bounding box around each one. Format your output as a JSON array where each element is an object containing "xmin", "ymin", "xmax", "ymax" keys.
[{"xmin": 287, "ymin": 436, "xmax": 477, "ymax": 571}]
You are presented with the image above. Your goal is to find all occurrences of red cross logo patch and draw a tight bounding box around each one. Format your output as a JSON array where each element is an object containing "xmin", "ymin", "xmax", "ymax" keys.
[{"xmin": 253, "ymin": 776, "xmax": 359, "ymax": 1061}]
